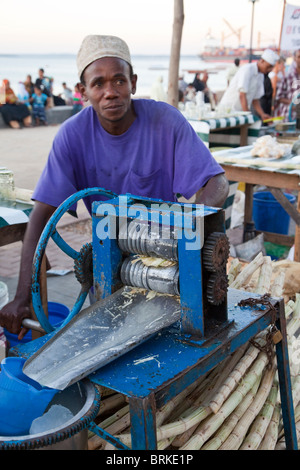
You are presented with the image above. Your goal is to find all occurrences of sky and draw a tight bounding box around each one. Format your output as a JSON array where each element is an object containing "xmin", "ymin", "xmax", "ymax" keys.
[{"xmin": 0, "ymin": 0, "xmax": 296, "ymax": 56}]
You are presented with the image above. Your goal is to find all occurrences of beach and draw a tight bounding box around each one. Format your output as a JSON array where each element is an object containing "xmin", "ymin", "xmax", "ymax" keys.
[
  {"xmin": 0, "ymin": 53, "xmax": 228, "ymax": 98},
  {"xmin": 0, "ymin": 125, "xmax": 59, "ymax": 190}
]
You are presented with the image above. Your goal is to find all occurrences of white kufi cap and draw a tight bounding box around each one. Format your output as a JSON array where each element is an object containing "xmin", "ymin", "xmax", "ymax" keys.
[
  {"xmin": 261, "ymin": 49, "xmax": 279, "ymax": 66},
  {"xmin": 77, "ymin": 35, "xmax": 132, "ymax": 78}
]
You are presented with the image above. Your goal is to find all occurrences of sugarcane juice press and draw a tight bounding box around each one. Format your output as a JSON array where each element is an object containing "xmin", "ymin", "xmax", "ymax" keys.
[{"xmin": 9, "ymin": 189, "xmax": 298, "ymax": 450}]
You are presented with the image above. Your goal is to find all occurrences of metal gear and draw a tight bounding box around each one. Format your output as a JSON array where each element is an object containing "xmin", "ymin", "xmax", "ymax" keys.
[
  {"xmin": 207, "ymin": 271, "xmax": 228, "ymax": 305},
  {"xmin": 202, "ymin": 232, "xmax": 230, "ymax": 272},
  {"xmin": 74, "ymin": 243, "xmax": 93, "ymax": 290}
]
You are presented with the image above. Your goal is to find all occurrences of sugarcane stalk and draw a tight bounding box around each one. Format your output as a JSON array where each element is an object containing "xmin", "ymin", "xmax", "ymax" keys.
[
  {"xmin": 179, "ymin": 353, "xmax": 270, "ymax": 450},
  {"xmin": 160, "ymin": 366, "xmax": 221, "ymax": 428},
  {"xmin": 270, "ymin": 271, "xmax": 285, "ymax": 298},
  {"xmin": 157, "ymin": 437, "xmax": 175, "ymax": 450},
  {"xmin": 228, "ymin": 258, "xmax": 242, "ymax": 285},
  {"xmin": 209, "ymin": 341, "xmax": 266, "ymax": 414},
  {"xmin": 88, "ymin": 406, "xmax": 130, "ymax": 450},
  {"xmin": 259, "ymin": 402, "xmax": 281, "ymax": 450},
  {"xmin": 117, "ymin": 402, "xmax": 212, "ymax": 448},
  {"xmin": 292, "ymin": 293, "xmax": 300, "ymax": 319},
  {"xmin": 255, "ymin": 256, "xmax": 272, "ymax": 295},
  {"xmin": 239, "ymin": 379, "xmax": 278, "ymax": 450},
  {"xmin": 202, "ymin": 378, "xmax": 261, "ymax": 450},
  {"xmin": 230, "ymin": 252, "xmax": 264, "ymax": 290},
  {"xmin": 155, "ymin": 373, "xmax": 205, "ymax": 427},
  {"xmin": 97, "ymin": 393, "xmax": 126, "ymax": 417},
  {"xmin": 285, "ymin": 300, "xmax": 295, "ymax": 320},
  {"xmin": 219, "ymin": 364, "xmax": 276, "ymax": 450}
]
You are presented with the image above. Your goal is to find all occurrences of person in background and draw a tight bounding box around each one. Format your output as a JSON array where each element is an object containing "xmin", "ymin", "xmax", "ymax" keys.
[
  {"xmin": 0, "ymin": 34, "xmax": 228, "ymax": 338},
  {"xmin": 17, "ymin": 82, "xmax": 31, "ymax": 109},
  {"xmin": 269, "ymin": 57, "xmax": 285, "ymax": 105},
  {"xmin": 150, "ymin": 75, "xmax": 167, "ymax": 102},
  {"xmin": 72, "ymin": 83, "xmax": 84, "ymax": 114},
  {"xmin": 219, "ymin": 49, "xmax": 279, "ymax": 121},
  {"xmin": 60, "ymin": 82, "xmax": 74, "ymax": 105},
  {"xmin": 0, "ymin": 79, "xmax": 32, "ymax": 129},
  {"xmin": 259, "ymin": 73, "xmax": 273, "ymax": 117},
  {"xmin": 35, "ymin": 68, "xmax": 52, "ymax": 98},
  {"xmin": 192, "ymin": 72, "xmax": 209, "ymax": 102},
  {"xmin": 192, "ymin": 71, "xmax": 216, "ymax": 107},
  {"xmin": 30, "ymin": 85, "xmax": 49, "ymax": 126},
  {"xmin": 24, "ymin": 74, "xmax": 34, "ymax": 97},
  {"xmin": 185, "ymin": 83, "xmax": 196, "ymax": 102},
  {"xmin": 274, "ymin": 49, "xmax": 300, "ymax": 121},
  {"xmin": 178, "ymin": 74, "xmax": 188, "ymax": 94},
  {"xmin": 226, "ymin": 58, "xmax": 240, "ymax": 86}
]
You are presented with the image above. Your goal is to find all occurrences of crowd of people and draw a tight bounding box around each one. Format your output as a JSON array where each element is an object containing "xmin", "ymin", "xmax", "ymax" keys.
[
  {"xmin": 0, "ymin": 69, "xmax": 84, "ymax": 128},
  {"xmin": 1, "ymin": 49, "xmax": 299, "ymax": 130},
  {"xmin": 177, "ymin": 48, "xmax": 300, "ymax": 125}
]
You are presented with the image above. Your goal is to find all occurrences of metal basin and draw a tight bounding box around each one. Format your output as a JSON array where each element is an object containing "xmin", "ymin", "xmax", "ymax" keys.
[{"xmin": 0, "ymin": 379, "xmax": 100, "ymax": 450}]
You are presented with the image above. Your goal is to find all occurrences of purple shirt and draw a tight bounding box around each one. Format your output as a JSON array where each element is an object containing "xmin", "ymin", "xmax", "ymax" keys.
[{"xmin": 33, "ymin": 99, "xmax": 223, "ymax": 213}]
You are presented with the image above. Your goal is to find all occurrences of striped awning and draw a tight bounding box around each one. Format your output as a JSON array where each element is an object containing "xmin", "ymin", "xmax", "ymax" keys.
[{"xmin": 187, "ymin": 113, "xmax": 260, "ymax": 148}]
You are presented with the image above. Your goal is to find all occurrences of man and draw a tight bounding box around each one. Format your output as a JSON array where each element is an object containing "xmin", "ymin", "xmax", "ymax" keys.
[
  {"xmin": 35, "ymin": 68, "xmax": 52, "ymax": 98},
  {"xmin": 226, "ymin": 58, "xmax": 240, "ymax": 86},
  {"xmin": 219, "ymin": 49, "xmax": 279, "ymax": 120},
  {"xmin": 0, "ymin": 35, "xmax": 228, "ymax": 338},
  {"xmin": 274, "ymin": 49, "xmax": 300, "ymax": 121}
]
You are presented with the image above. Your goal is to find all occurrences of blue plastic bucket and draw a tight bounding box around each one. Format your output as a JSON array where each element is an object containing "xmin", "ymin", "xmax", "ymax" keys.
[
  {"xmin": 253, "ymin": 191, "xmax": 296, "ymax": 235},
  {"xmin": 5, "ymin": 302, "xmax": 69, "ymax": 347},
  {"xmin": 0, "ymin": 357, "xmax": 58, "ymax": 436}
]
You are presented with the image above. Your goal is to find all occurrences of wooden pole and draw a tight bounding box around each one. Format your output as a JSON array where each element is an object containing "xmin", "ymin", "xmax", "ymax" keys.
[
  {"xmin": 278, "ymin": 0, "xmax": 286, "ymax": 54},
  {"xmin": 167, "ymin": 0, "xmax": 184, "ymax": 108}
]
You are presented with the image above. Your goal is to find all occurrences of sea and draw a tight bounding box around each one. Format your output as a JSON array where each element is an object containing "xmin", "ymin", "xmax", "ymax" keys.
[{"xmin": 0, "ymin": 53, "xmax": 228, "ymax": 98}]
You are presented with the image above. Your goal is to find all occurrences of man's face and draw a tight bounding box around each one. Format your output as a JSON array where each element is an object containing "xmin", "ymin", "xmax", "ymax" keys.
[
  {"xmin": 80, "ymin": 57, "xmax": 137, "ymax": 131},
  {"xmin": 259, "ymin": 59, "xmax": 274, "ymax": 75}
]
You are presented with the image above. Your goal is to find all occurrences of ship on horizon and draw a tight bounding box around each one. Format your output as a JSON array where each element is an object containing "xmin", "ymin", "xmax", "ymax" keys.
[{"xmin": 199, "ymin": 21, "xmax": 277, "ymax": 63}]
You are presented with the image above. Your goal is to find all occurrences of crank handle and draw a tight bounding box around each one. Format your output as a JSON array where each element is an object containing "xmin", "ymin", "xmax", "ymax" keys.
[{"xmin": 22, "ymin": 318, "xmax": 46, "ymax": 334}]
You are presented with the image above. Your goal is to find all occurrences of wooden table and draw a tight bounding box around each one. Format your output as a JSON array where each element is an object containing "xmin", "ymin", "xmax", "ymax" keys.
[
  {"xmin": 213, "ymin": 145, "xmax": 300, "ymax": 261},
  {"xmin": 0, "ymin": 199, "xmax": 48, "ymax": 337},
  {"xmin": 0, "ymin": 200, "xmax": 33, "ymax": 247},
  {"xmin": 187, "ymin": 113, "xmax": 261, "ymax": 148}
]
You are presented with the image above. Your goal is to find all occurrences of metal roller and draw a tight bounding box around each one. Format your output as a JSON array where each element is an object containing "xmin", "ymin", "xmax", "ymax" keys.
[
  {"xmin": 118, "ymin": 219, "xmax": 178, "ymax": 261},
  {"xmin": 120, "ymin": 257, "xmax": 180, "ymax": 296}
]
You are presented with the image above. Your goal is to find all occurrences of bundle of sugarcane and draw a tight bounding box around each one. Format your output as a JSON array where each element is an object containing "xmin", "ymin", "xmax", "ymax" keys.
[{"xmin": 88, "ymin": 253, "xmax": 300, "ymax": 450}]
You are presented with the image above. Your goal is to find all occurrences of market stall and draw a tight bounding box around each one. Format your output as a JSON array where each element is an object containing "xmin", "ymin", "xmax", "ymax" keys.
[
  {"xmin": 187, "ymin": 112, "xmax": 261, "ymax": 148},
  {"xmin": 213, "ymin": 137, "xmax": 300, "ymax": 260}
]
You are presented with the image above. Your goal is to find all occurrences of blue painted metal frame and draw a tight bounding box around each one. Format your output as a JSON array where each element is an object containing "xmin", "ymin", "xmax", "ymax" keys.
[
  {"xmin": 31, "ymin": 187, "xmax": 117, "ymax": 333},
  {"xmin": 88, "ymin": 291, "xmax": 297, "ymax": 450},
  {"xmin": 92, "ymin": 194, "xmax": 220, "ymax": 337},
  {"xmin": 12, "ymin": 290, "xmax": 297, "ymax": 449},
  {"xmin": 22, "ymin": 188, "xmax": 298, "ymax": 450}
]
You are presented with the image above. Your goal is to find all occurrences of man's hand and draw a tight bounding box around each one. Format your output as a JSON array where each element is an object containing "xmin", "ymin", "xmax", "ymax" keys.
[{"xmin": 0, "ymin": 297, "xmax": 32, "ymax": 339}]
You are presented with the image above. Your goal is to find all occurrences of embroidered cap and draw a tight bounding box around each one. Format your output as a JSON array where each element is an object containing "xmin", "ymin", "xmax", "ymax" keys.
[
  {"xmin": 261, "ymin": 49, "xmax": 279, "ymax": 66},
  {"xmin": 77, "ymin": 35, "xmax": 132, "ymax": 78}
]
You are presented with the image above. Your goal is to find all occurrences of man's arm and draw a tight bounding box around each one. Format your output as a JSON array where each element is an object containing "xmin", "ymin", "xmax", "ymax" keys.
[
  {"xmin": 239, "ymin": 91, "xmax": 249, "ymax": 111},
  {"xmin": 252, "ymin": 98, "xmax": 271, "ymax": 121},
  {"xmin": 194, "ymin": 173, "xmax": 229, "ymax": 207},
  {"xmin": 0, "ymin": 201, "xmax": 56, "ymax": 337}
]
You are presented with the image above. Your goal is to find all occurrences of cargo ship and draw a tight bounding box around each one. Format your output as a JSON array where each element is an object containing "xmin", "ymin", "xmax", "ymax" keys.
[{"xmin": 198, "ymin": 33, "xmax": 263, "ymax": 63}]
